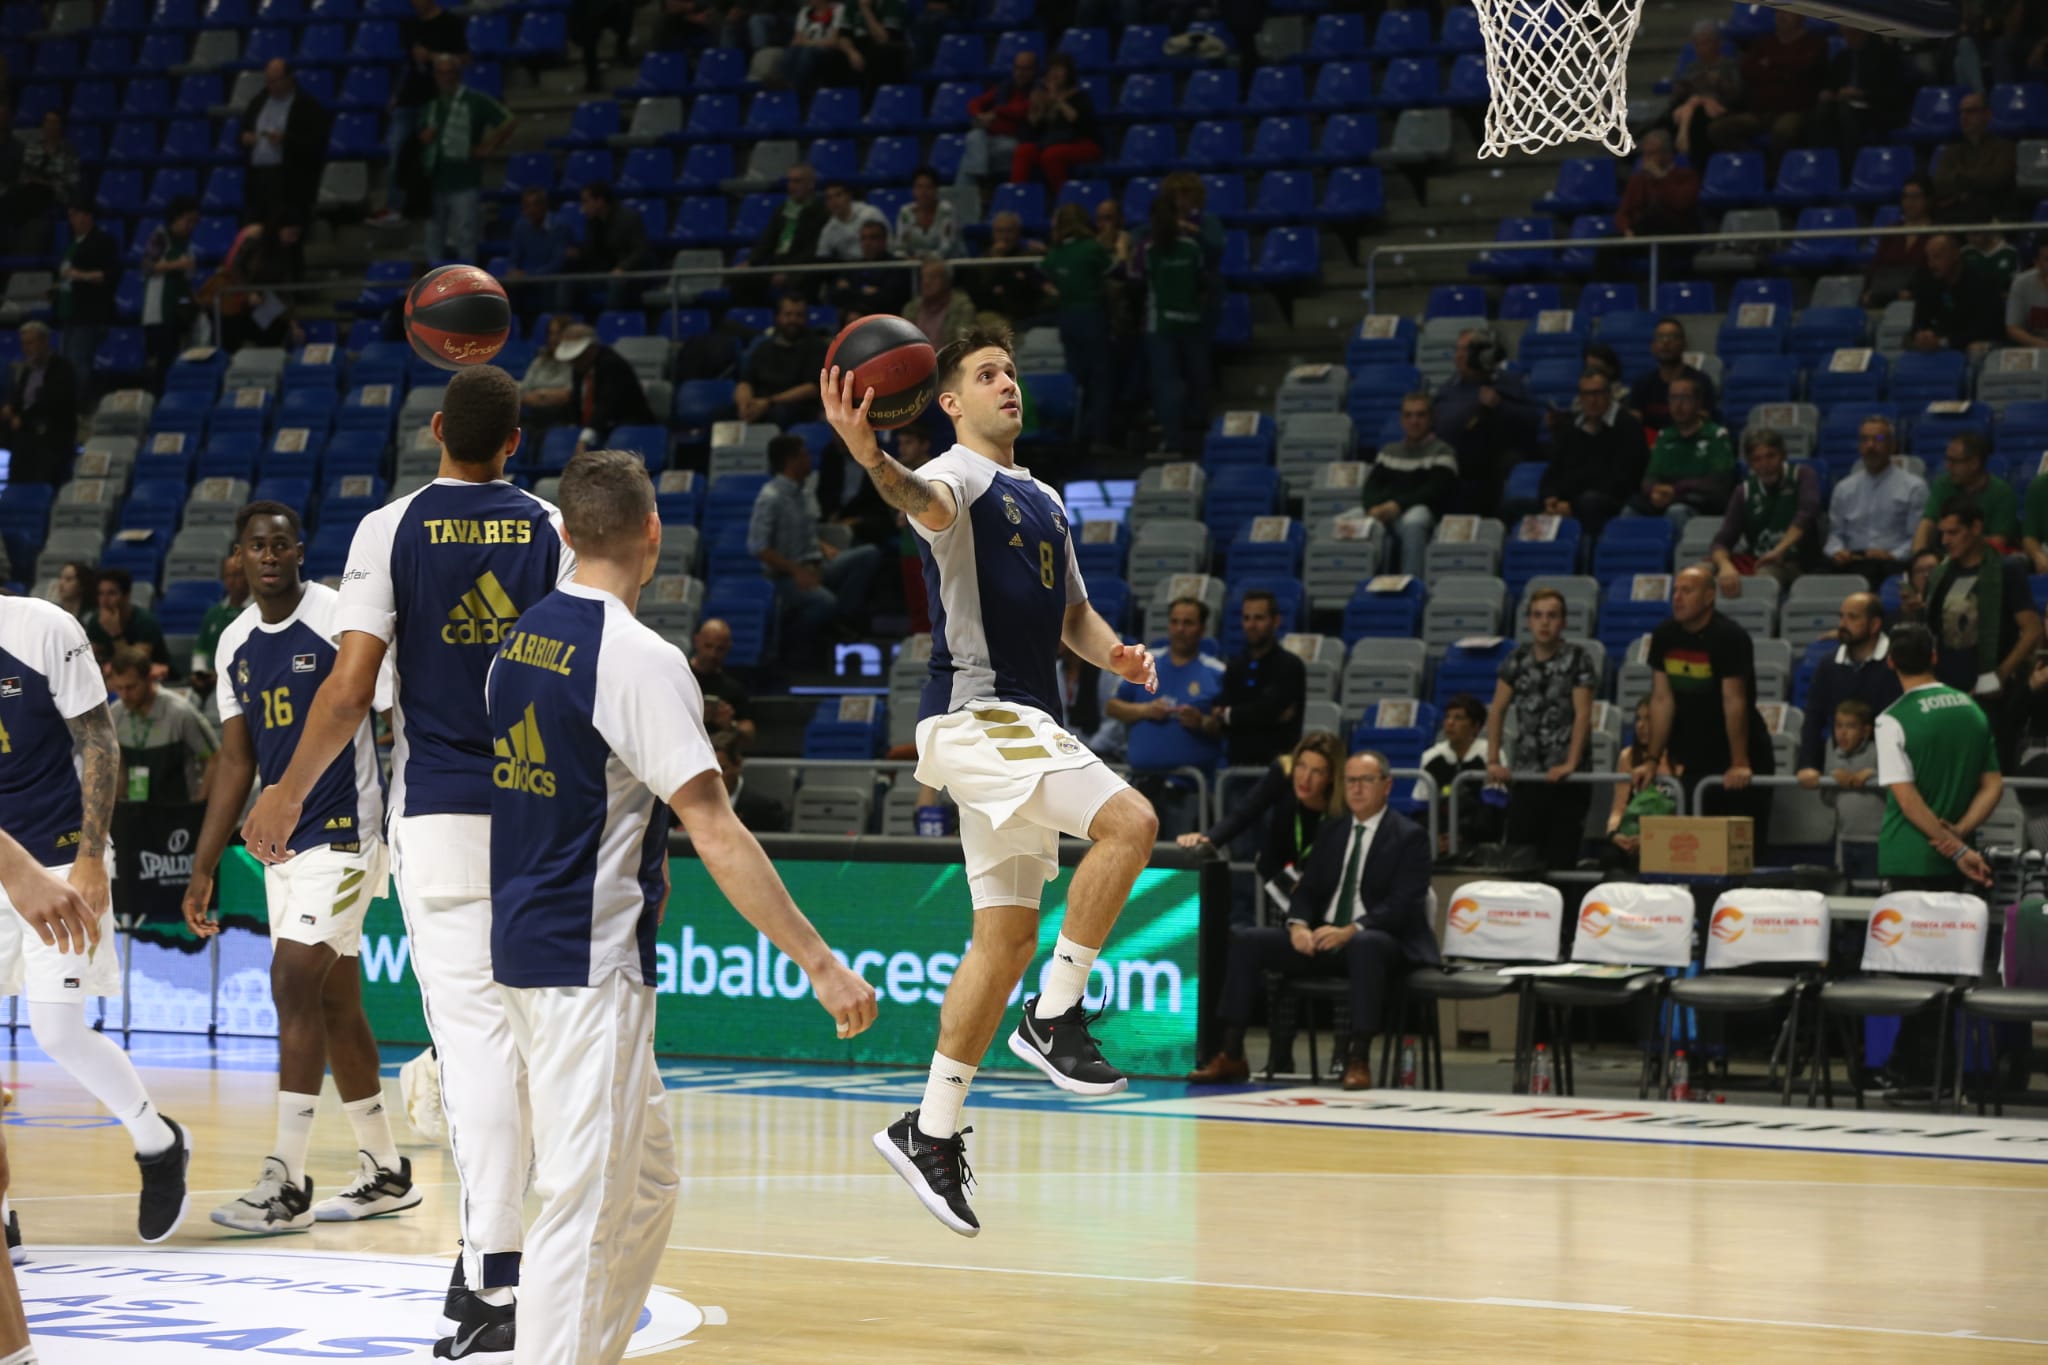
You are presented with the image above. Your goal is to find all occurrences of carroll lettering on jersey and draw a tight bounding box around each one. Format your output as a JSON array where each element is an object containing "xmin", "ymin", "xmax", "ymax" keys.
[
  {"xmin": 492, "ymin": 701, "xmax": 557, "ymax": 797},
  {"xmin": 423, "ymin": 517, "xmax": 535, "ymax": 547},
  {"xmin": 500, "ymin": 630, "xmax": 578, "ymax": 677}
]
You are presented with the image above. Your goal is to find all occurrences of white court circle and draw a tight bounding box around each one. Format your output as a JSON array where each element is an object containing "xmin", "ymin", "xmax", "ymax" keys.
[{"xmin": 18, "ymin": 1246, "xmax": 715, "ymax": 1360}]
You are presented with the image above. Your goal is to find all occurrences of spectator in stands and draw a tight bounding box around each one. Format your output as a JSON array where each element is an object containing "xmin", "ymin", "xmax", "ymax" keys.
[
  {"xmin": 1863, "ymin": 176, "xmax": 1934, "ymax": 306},
  {"xmin": 1933, "ymin": 90, "xmax": 2016, "ymax": 222},
  {"xmin": 1875, "ymin": 622, "xmax": 1999, "ymax": 892},
  {"xmin": 1913, "ymin": 434, "xmax": 2020, "ymax": 555},
  {"xmin": 1614, "ymin": 130, "xmax": 1699, "ymax": 238},
  {"xmin": 1540, "ymin": 369, "xmax": 1646, "ymax": 536},
  {"xmin": 519, "ymin": 315, "xmax": 576, "ymax": 430},
  {"xmin": 1808, "ymin": 27, "xmax": 1906, "ymax": 156},
  {"xmin": 1579, "ymin": 342, "xmax": 1631, "ymax": 412},
  {"xmin": 12, "ymin": 111, "xmax": 79, "ymax": 252},
  {"xmin": 2026, "ymin": 453, "xmax": 2048, "ymax": 574},
  {"xmin": 849, "ymin": 0, "xmax": 909, "ymax": 89},
  {"xmin": 1486, "ymin": 588, "xmax": 1598, "ymax": 870},
  {"xmin": 966, "ymin": 211, "xmax": 1046, "ymax": 329},
  {"xmin": 138, "ymin": 197, "xmax": 201, "ymax": 389},
  {"xmin": 1628, "ymin": 376, "xmax": 1734, "ymax": 527},
  {"xmin": 1190, "ymin": 750, "xmax": 1437, "ymax": 1090},
  {"xmin": 570, "ymin": 0, "xmax": 635, "ymax": 93},
  {"xmin": 572, "ymin": 181, "xmax": 651, "ymax": 311},
  {"xmin": 507, "ymin": 186, "xmax": 574, "ymax": 320},
  {"xmin": 215, "ymin": 220, "xmax": 307, "ymax": 352},
  {"xmin": 54, "ymin": 198, "xmax": 116, "ymax": 413},
  {"xmin": 1634, "ymin": 564, "xmax": 1776, "ymax": 833},
  {"xmin": 1040, "ymin": 203, "xmax": 1115, "ymax": 451},
  {"xmin": 1164, "ymin": 171, "xmax": 1227, "ymax": 336},
  {"xmin": 1605, "ymin": 697, "xmax": 1675, "ymax": 868},
  {"xmin": 1898, "ymin": 548, "xmax": 1940, "ymax": 625},
  {"xmin": 1433, "ymin": 328, "xmax": 1540, "ymax": 506},
  {"xmin": 1710, "ymin": 429, "xmax": 1821, "ymax": 594},
  {"xmin": 1824, "ymin": 415, "xmax": 1925, "ymax": 587},
  {"xmin": 1107, "ymin": 595, "xmax": 1224, "ymax": 836},
  {"xmin": 1711, "ymin": 9, "xmax": 1828, "ymax": 158},
  {"xmin": 106, "ymin": 646, "xmax": 217, "ymax": 806},
  {"xmin": 1925, "ymin": 495, "xmax": 2042, "ymax": 764},
  {"xmin": 0, "ymin": 97, "xmax": 18, "ymax": 222},
  {"xmin": 749, "ymin": 163, "xmax": 829, "ymax": 289},
  {"xmin": 735, "ymin": 293, "xmax": 828, "ymax": 426},
  {"xmin": 1797, "ymin": 590, "xmax": 1902, "ymax": 788},
  {"xmin": 368, "ymin": 0, "xmax": 468, "ymax": 231},
  {"xmin": 1963, "ymin": 226, "xmax": 2018, "ymax": 291},
  {"xmin": 1666, "ymin": 20, "xmax": 1742, "ymax": 159},
  {"xmin": 556, "ymin": 324, "xmax": 657, "ymax": 451},
  {"xmin": 421, "ymin": 55, "xmax": 515, "ymax": 267},
  {"xmin": 0, "ymin": 321, "xmax": 78, "ymax": 486},
  {"xmin": 1012, "ymin": 53, "xmax": 1100, "ymax": 192},
  {"xmin": 1177, "ymin": 731, "xmax": 1345, "ymax": 931},
  {"xmin": 748, "ymin": 433, "xmax": 882, "ymax": 665},
  {"xmin": 85, "ymin": 570, "xmax": 171, "ymax": 677},
  {"xmin": 780, "ymin": 1, "xmax": 862, "ymax": 90},
  {"xmin": 1131, "ymin": 196, "xmax": 1210, "ymax": 456},
  {"xmin": 1907, "ymin": 233, "xmax": 2006, "ymax": 356},
  {"xmin": 240, "ymin": 60, "xmax": 329, "ymax": 257},
  {"xmin": 42, "ymin": 561, "xmax": 93, "ymax": 618},
  {"xmin": 960, "ymin": 48, "xmax": 1039, "ymax": 183},
  {"xmin": 816, "ymin": 181, "xmax": 887, "ymax": 263},
  {"xmin": 2004, "ymin": 238, "xmax": 2048, "ymax": 348},
  {"xmin": 891, "ymin": 166, "xmax": 958, "ymax": 259},
  {"xmin": 1218, "ymin": 590, "xmax": 1306, "ymax": 771},
  {"xmin": 829, "ymin": 220, "xmax": 912, "ymax": 320},
  {"xmin": 1413, "ymin": 694, "xmax": 1499, "ymax": 856},
  {"xmin": 1633, "ymin": 317, "xmax": 1717, "ymax": 430},
  {"xmin": 1365, "ymin": 393, "xmax": 1460, "ymax": 574},
  {"xmin": 711, "ymin": 728, "xmax": 789, "ymax": 833},
  {"xmin": 1820, "ymin": 698, "xmax": 1884, "ymax": 882},
  {"xmin": 902, "ymin": 256, "xmax": 976, "ymax": 346},
  {"xmin": 651, "ymin": 0, "xmax": 719, "ymax": 51},
  {"xmin": 726, "ymin": 0, "xmax": 801, "ymax": 50},
  {"xmin": 690, "ymin": 619, "xmax": 757, "ymax": 746},
  {"xmin": 189, "ymin": 550, "xmax": 250, "ymax": 708},
  {"xmin": 1094, "ymin": 197, "xmax": 1131, "ymax": 266}
]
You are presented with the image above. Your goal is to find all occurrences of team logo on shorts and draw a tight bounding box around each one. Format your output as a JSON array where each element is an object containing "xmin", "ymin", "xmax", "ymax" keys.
[
  {"xmin": 1054, "ymin": 733, "xmax": 1082, "ymax": 756},
  {"xmin": 300, "ymin": 915, "xmax": 317, "ymax": 925},
  {"xmin": 62, "ymin": 977, "xmax": 79, "ymax": 990},
  {"xmin": 292, "ymin": 654, "xmax": 317, "ymax": 673},
  {"xmin": 1001, "ymin": 492, "xmax": 1022, "ymax": 525},
  {"xmin": 0, "ymin": 677, "xmax": 19, "ymax": 699}
]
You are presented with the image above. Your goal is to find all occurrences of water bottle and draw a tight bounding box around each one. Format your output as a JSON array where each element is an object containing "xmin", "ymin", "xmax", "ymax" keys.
[
  {"xmin": 1399, "ymin": 1036, "xmax": 1418, "ymax": 1089},
  {"xmin": 1671, "ymin": 1049, "xmax": 1692, "ymax": 1102},
  {"xmin": 1530, "ymin": 1043, "xmax": 1554, "ymax": 1095}
]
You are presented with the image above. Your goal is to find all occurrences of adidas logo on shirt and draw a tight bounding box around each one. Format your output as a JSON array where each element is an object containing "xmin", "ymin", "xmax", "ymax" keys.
[
  {"xmin": 442, "ymin": 572, "xmax": 521, "ymax": 646},
  {"xmin": 492, "ymin": 702, "xmax": 556, "ymax": 797}
]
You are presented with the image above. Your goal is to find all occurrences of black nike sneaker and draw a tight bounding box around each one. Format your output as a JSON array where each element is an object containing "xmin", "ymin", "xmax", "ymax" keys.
[
  {"xmin": 434, "ymin": 1291, "xmax": 514, "ymax": 1363},
  {"xmin": 439, "ymin": 1248, "xmax": 472, "ymax": 1336},
  {"xmin": 136, "ymin": 1116, "xmax": 191, "ymax": 1243},
  {"xmin": 1008, "ymin": 996, "xmax": 1130, "ymax": 1096},
  {"xmin": 7, "ymin": 1208, "xmax": 23, "ymax": 1265},
  {"xmin": 872, "ymin": 1109, "xmax": 978, "ymax": 1237}
]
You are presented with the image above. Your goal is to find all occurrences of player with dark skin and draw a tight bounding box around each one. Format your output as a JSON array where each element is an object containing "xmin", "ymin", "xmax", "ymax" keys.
[{"xmin": 182, "ymin": 511, "xmax": 385, "ymax": 1116}]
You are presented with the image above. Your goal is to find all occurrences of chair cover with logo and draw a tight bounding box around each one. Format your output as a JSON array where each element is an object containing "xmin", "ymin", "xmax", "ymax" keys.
[
  {"xmin": 1859, "ymin": 891, "xmax": 1990, "ymax": 977},
  {"xmin": 1571, "ymin": 882, "xmax": 1694, "ymax": 968},
  {"xmin": 1704, "ymin": 888, "xmax": 1829, "ymax": 970},
  {"xmin": 1441, "ymin": 880, "xmax": 1564, "ymax": 963}
]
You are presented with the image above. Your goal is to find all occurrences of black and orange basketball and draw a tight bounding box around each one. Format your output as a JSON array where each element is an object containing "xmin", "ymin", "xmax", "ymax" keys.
[
  {"xmin": 825, "ymin": 315, "xmax": 936, "ymax": 430},
  {"xmin": 404, "ymin": 265, "xmax": 512, "ymax": 371}
]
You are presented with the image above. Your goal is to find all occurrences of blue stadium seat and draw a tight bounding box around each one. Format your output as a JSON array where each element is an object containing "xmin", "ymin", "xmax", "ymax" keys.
[
  {"xmin": 1904, "ymin": 84, "xmax": 1963, "ymax": 143},
  {"xmin": 1433, "ymin": 638, "xmax": 1512, "ymax": 710},
  {"xmin": 1053, "ymin": 177, "xmax": 1110, "ymax": 216},
  {"xmin": 932, "ymin": 33, "xmax": 985, "ymax": 79},
  {"xmin": 1536, "ymin": 158, "xmax": 1619, "ymax": 215},
  {"xmin": 1580, "ymin": 282, "xmax": 1639, "ymax": 318},
  {"xmin": 559, "ymin": 149, "xmax": 611, "ymax": 196},
  {"xmin": 555, "ymin": 100, "xmax": 622, "ymax": 150},
  {"xmin": 616, "ymin": 148, "xmax": 675, "ymax": 197},
  {"xmin": 1184, "ymin": 119, "xmax": 1244, "ymax": 170},
  {"xmin": 1990, "ymin": 81, "xmax": 2048, "ymax": 137},
  {"xmin": 326, "ymin": 111, "xmax": 382, "ymax": 159},
  {"xmin": 1501, "ymin": 517, "xmax": 1582, "ymax": 598},
  {"xmin": 200, "ymin": 166, "xmax": 245, "ymax": 217},
  {"xmin": 106, "ymin": 121, "xmax": 159, "ymax": 165},
  {"xmin": 144, "ymin": 167, "xmax": 198, "ymax": 215},
  {"xmin": 1372, "ymin": 7, "xmax": 1433, "ymax": 56},
  {"xmin": 1311, "ymin": 112, "xmax": 1378, "ymax": 165},
  {"xmin": 1247, "ymin": 65, "xmax": 1307, "ymax": 115},
  {"xmin": 352, "ymin": 19, "xmax": 402, "ymax": 64},
  {"xmin": 1303, "ymin": 12, "xmax": 1368, "ymax": 61},
  {"xmin": 677, "ymin": 144, "xmax": 735, "ymax": 192},
  {"xmin": 1057, "ymin": 26, "xmax": 1109, "ymax": 70},
  {"xmin": 1444, "ymin": 52, "xmax": 1490, "ymax": 107},
  {"xmin": 1889, "ymin": 350, "xmax": 1968, "ymax": 405},
  {"xmin": 987, "ymin": 182, "xmax": 1048, "ymax": 236},
  {"xmin": 692, "ymin": 47, "xmax": 749, "ymax": 90},
  {"xmin": 1699, "ymin": 152, "xmax": 1767, "ymax": 211},
  {"xmin": 1655, "ymin": 280, "xmax": 1716, "ymax": 314},
  {"xmin": 1377, "ymin": 58, "xmax": 1439, "ymax": 106},
  {"xmin": 1789, "ymin": 306, "xmax": 1869, "ymax": 368},
  {"xmin": 1242, "ymin": 170, "xmax": 1313, "ymax": 228},
  {"xmin": 1310, "ymin": 60, "xmax": 1375, "ymax": 112},
  {"xmin": 1251, "ymin": 226, "xmax": 1321, "ymax": 288},
  {"xmin": 1844, "ymin": 144, "xmax": 1910, "ymax": 205},
  {"xmin": 864, "ymin": 84, "xmax": 924, "ymax": 133},
  {"xmin": 1557, "ymin": 214, "xmax": 1617, "ymax": 275},
  {"xmin": 1770, "ymin": 206, "xmax": 1860, "ymax": 270},
  {"xmin": 95, "ymin": 169, "xmax": 145, "ymax": 217},
  {"xmin": 675, "ymin": 379, "xmax": 736, "ymax": 427},
  {"xmin": 1249, "ymin": 115, "xmax": 1313, "ymax": 164},
  {"xmin": 1203, "ymin": 412, "xmax": 1276, "ymax": 467},
  {"xmin": 675, "ymin": 195, "xmax": 728, "ymax": 245},
  {"xmin": 174, "ymin": 72, "xmax": 222, "ymax": 115},
  {"xmin": 804, "ymin": 137, "xmax": 858, "ymax": 185},
  {"xmin": 1315, "ymin": 166, "xmax": 1384, "ymax": 224},
  {"xmin": 1597, "ymin": 575, "xmax": 1671, "ymax": 658},
  {"xmin": 701, "ymin": 579, "xmax": 774, "ymax": 667},
  {"xmin": 1438, "ymin": 4, "xmax": 1484, "ymax": 53},
  {"xmin": 1719, "ymin": 355, "xmax": 1797, "ymax": 430},
  {"xmin": 1112, "ymin": 23, "xmax": 1168, "ymax": 70},
  {"xmin": 1911, "ymin": 401, "xmax": 1992, "ymax": 460},
  {"xmin": 988, "ymin": 29, "xmax": 1046, "ymax": 77},
  {"xmin": 804, "ymin": 86, "xmax": 862, "ymax": 137},
  {"xmin": 295, "ymin": 21, "xmax": 348, "ymax": 63},
  {"xmin": 121, "ymin": 77, "xmax": 172, "ymax": 120},
  {"xmin": 513, "ymin": 11, "xmax": 566, "ymax": 59},
  {"xmin": 1770, "ymin": 148, "xmax": 1840, "ymax": 207},
  {"xmin": 1343, "ymin": 576, "xmax": 1426, "ymax": 644},
  {"xmin": 625, "ymin": 50, "xmax": 690, "ymax": 97},
  {"xmin": 1500, "ymin": 284, "xmax": 1562, "ymax": 322},
  {"xmin": 1468, "ymin": 217, "xmax": 1554, "ymax": 278},
  {"xmin": 1103, "ymin": 122, "xmax": 1176, "ymax": 176},
  {"xmin": 335, "ymin": 64, "xmax": 389, "ymax": 111},
  {"xmin": 1426, "ymin": 284, "xmax": 1488, "ymax": 318},
  {"xmin": 1354, "ymin": 701, "xmax": 1440, "ymax": 794}
]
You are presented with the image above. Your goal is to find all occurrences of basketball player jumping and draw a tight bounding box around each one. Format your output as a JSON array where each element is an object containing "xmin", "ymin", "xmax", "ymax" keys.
[
  {"xmin": 821, "ymin": 330, "xmax": 1161, "ymax": 1237},
  {"xmin": 242, "ymin": 366, "xmax": 573, "ymax": 1360},
  {"xmin": 184, "ymin": 501, "xmax": 421, "ymax": 1233},
  {"xmin": 0, "ymin": 596, "xmax": 191, "ymax": 1249}
]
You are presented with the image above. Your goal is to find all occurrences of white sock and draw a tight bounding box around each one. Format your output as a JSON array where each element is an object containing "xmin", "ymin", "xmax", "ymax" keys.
[
  {"xmin": 916, "ymin": 1052, "xmax": 977, "ymax": 1141},
  {"xmin": 27, "ymin": 1000, "xmax": 175, "ymax": 1155},
  {"xmin": 1035, "ymin": 934, "xmax": 1099, "ymax": 1019},
  {"xmin": 343, "ymin": 1092, "xmax": 401, "ymax": 1171},
  {"xmin": 0, "ymin": 1343, "xmax": 37, "ymax": 1364},
  {"xmin": 477, "ymin": 1286, "xmax": 515, "ymax": 1308},
  {"xmin": 275, "ymin": 1091, "xmax": 319, "ymax": 1184}
]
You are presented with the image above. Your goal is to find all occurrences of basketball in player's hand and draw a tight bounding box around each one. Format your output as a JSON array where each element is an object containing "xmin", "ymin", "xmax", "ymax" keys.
[
  {"xmin": 824, "ymin": 315, "xmax": 936, "ymax": 430},
  {"xmin": 404, "ymin": 265, "xmax": 512, "ymax": 371}
]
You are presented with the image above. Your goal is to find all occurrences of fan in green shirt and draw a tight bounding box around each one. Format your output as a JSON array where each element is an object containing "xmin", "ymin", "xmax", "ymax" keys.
[
  {"xmin": 2018, "ymin": 461, "xmax": 2048, "ymax": 573},
  {"xmin": 1873, "ymin": 623, "xmax": 2001, "ymax": 885},
  {"xmin": 1040, "ymin": 216, "xmax": 1113, "ymax": 315},
  {"xmin": 1913, "ymin": 434, "xmax": 2019, "ymax": 554},
  {"xmin": 1637, "ymin": 378, "xmax": 1735, "ymax": 516},
  {"xmin": 421, "ymin": 61, "xmax": 514, "ymax": 194}
]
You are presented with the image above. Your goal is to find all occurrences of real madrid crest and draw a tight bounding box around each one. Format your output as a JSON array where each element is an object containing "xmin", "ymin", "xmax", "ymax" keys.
[
  {"xmin": 236, "ymin": 658, "xmax": 250, "ymax": 686},
  {"xmin": 1052, "ymin": 511, "xmax": 1066, "ymax": 535},
  {"xmin": 1001, "ymin": 492, "xmax": 1022, "ymax": 525},
  {"xmin": 1054, "ymin": 732, "xmax": 1082, "ymax": 756}
]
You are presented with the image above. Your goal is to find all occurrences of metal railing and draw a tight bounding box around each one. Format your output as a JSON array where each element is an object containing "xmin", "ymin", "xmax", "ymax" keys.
[
  {"xmin": 1689, "ymin": 771, "xmax": 2048, "ymax": 815},
  {"xmin": 1445, "ymin": 767, "xmax": 1684, "ymax": 859}
]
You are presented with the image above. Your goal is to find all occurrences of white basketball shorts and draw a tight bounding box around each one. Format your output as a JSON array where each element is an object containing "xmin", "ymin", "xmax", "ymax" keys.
[
  {"xmin": 914, "ymin": 702, "xmax": 1129, "ymax": 911},
  {"xmin": 0, "ymin": 863, "xmax": 122, "ymax": 1002},
  {"xmin": 266, "ymin": 839, "xmax": 388, "ymax": 957}
]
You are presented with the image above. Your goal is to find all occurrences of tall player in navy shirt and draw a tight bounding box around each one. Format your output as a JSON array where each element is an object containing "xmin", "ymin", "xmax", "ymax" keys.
[
  {"xmin": 184, "ymin": 501, "xmax": 420, "ymax": 1234},
  {"xmin": 821, "ymin": 328, "xmax": 1161, "ymax": 1237},
  {"xmin": 0, "ymin": 595, "xmax": 191, "ymax": 1248},
  {"xmin": 487, "ymin": 449, "xmax": 875, "ymax": 1363},
  {"xmin": 242, "ymin": 366, "xmax": 573, "ymax": 1359}
]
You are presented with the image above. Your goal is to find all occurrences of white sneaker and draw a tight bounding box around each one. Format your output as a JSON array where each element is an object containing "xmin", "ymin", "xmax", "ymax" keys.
[
  {"xmin": 211, "ymin": 1158, "xmax": 313, "ymax": 1233},
  {"xmin": 400, "ymin": 1049, "xmax": 448, "ymax": 1144},
  {"xmin": 313, "ymin": 1150, "xmax": 424, "ymax": 1222}
]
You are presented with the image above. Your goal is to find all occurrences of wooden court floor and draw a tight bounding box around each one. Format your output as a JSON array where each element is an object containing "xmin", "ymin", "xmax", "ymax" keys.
[{"xmin": 4, "ymin": 1047, "xmax": 2046, "ymax": 1363}]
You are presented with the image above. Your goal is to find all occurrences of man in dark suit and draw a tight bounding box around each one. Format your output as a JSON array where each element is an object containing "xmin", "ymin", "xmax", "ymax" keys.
[
  {"xmin": 239, "ymin": 60, "xmax": 330, "ymax": 260},
  {"xmin": 1, "ymin": 320, "xmax": 79, "ymax": 486},
  {"xmin": 1188, "ymin": 750, "xmax": 1438, "ymax": 1090}
]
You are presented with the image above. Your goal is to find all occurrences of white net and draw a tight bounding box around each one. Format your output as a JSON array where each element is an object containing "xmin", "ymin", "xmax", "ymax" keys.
[{"xmin": 1471, "ymin": 0, "xmax": 1644, "ymax": 158}]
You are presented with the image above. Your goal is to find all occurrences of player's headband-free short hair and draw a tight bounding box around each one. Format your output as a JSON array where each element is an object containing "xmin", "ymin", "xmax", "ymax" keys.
[
  {"xmin": 1888, "ymin": 621, "xmax": 1936, "ymax": 674},
  {"xmin": 558, "ymin": 448, "xmax": 656, "ymax": 551},
  {"xmin": 439, "ymin": 365, "xmax": 522, "ymax": 467},
  {"xmin": 934, "ymin": 325, "xmax": 1015, "ymax": 397},
  {"xmin": 234, "ymin": 499, "xmax": 303, "ymax": 542}
]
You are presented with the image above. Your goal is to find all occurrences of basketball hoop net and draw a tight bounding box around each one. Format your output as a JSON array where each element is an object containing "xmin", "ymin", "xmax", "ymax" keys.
[{"xmin": 1470, "ymin": 0, "xmax": 1644, "ymax": 158}]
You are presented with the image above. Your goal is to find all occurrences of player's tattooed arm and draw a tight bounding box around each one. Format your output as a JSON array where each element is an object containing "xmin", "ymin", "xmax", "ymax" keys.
[
  {"xmin": 66, "ymin": 703, "xmax": 119, "ymax": 859},
  {"xmin": 870, "ymin": 458, "xmax": 958, "ymax": 532}
]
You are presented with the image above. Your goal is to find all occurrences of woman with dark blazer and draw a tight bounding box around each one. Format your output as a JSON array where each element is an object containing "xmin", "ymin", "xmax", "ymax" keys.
[{"xmin": 1177, "ymin": 730, "xmax": 1344, "ymax": 909}]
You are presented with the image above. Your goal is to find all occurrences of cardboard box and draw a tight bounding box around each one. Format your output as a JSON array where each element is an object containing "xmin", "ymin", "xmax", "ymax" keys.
[{"xmin": 1639, "ymin": 816, "xmax": 1753, "ymax": 876}]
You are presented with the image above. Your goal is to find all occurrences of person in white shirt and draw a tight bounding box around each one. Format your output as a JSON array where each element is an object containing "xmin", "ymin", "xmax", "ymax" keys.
[{"xmin": 815, "ymin": 180, "xmax": 887, "ymax": 263}]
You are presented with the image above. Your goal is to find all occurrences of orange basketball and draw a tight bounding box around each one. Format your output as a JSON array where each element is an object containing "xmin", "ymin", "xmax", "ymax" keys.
[
  {"xmin": 825, "ymin": 315, "xmax": 936, "ymax": 430},
  {"xmin": 404, "ymin": 265, "xmax": 512, "ymax": 371}
]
